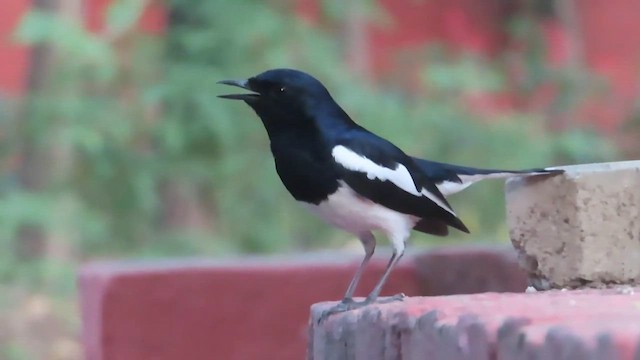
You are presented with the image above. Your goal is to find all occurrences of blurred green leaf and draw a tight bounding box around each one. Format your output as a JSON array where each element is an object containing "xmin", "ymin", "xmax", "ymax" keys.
[
  {"xmin": 13, "ymin": 9, "xmax": 55, "ymax": 43},
  {"xmin": 106, "ymin": 0, "xmax": 147, "ymax": 36}
]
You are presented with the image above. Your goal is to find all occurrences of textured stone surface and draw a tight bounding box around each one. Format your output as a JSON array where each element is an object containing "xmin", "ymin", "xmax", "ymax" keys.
[
  {"xmin": 308, "ymin": 289, "xmax": 640, "ymax": 360},
  {"xmin": 505, "ymin": 161, "xmax": 640, "ymax": 289}
]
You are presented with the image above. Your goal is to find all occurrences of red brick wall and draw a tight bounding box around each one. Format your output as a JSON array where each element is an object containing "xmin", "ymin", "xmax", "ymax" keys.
[
  {"xmin": 296, "ymin": 0, "xmax": 640, "ymax": 131},
  {"xmin": 573, "ymin": 0, "xmax": 640, "ymax": 130},
  {"xmin": 0, "ymin": 0, "xmax": 30, "ymax": 96}
]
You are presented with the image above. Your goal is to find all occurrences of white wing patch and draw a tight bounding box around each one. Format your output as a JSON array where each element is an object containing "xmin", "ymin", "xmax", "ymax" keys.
[
  {"xmin": 331, "ymin": 145, "xmax": 419, "ymax": 195},
  {"xmin": 332, "ymin": 145, "xmax": 456, "ymax": 216}
]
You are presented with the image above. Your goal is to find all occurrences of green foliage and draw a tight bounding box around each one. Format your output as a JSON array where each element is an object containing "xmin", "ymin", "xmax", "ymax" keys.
[
  {"xmin": 15, "ymin": 9, "xmax": 115, "ymax": 79},
  {"xmin": 1, "ymin": 342, "xmax": 31, "ymax": 360},
  {"xmin": 3, "ymin": 0, "xmax": 619, "ymax": 266},
  {"xmin": 106, "ymin": 0, "xmax": 148, "ymax": 37}
]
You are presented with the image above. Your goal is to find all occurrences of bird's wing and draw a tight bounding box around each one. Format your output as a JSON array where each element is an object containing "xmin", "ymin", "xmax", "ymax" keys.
[
  {"xmin": 331, "ymin": 135, "xmax": 469, "ymax": 234},
  {"xmin": 412, "ymin": 157, "xmax": 564, "ymax": 196}
]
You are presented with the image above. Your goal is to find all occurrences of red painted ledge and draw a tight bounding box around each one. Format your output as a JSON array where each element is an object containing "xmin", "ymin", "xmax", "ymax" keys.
[
  {"xmin": 79, "ymin": 247, "xmax": 526, "ymax": 360},
  {"xmin": 309, "ymin": 289, "xmax": 640, "ymax": 360}
]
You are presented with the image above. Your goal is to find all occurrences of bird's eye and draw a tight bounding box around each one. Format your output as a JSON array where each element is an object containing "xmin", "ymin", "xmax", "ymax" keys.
[{"xmin": 279, "ymin": 87, "xmax": 286, "ymax": 93}]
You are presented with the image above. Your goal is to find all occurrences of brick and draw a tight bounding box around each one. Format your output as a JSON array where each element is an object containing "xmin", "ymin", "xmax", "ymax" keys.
[
  {"xmin": 79, "ymin": 255, "xmax": 420, "ymax": 360},
  {"xmin": 413, "ymin": 246, "xmax": 527, "ymax": 295},
  {"xmin": 505, "ymin": 161, "xmax": 640, "ymax": 289},
  {"xmin": 79, "ymin": 248, "xmax": 543, "ymax": 359},
  {"xmin": 308, "ymin": 289, "xmax": 640, "ymax": 360}
]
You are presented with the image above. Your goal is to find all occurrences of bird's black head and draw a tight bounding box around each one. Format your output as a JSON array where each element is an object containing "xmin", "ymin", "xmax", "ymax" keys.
[
  {"xmin": 218, "ymin": 68, "xmax": 332, "ymax": 109},
  {"xmin": 218, "ymin": 69, "xmax": 349, "ymax": 134}
]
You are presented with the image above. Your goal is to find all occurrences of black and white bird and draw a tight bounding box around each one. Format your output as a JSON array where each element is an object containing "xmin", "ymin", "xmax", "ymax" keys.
[{"xmin": 218, "ymin": 69, "xmax": 562, "ymax": 316}]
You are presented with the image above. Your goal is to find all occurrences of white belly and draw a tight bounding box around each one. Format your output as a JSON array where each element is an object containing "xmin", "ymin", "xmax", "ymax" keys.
[{"xmin": 304, "ymin": 182, "xmax": 418, "ymax": 248}]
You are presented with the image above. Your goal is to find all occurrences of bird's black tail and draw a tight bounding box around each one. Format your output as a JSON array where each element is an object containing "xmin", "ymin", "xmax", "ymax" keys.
[
  {"xmin": 411, "ymin": 157, "xmax": 564, "ymax": 196},
  {"xmin": 412, "ymin": 157, "xmax": 564, "ymax": 183}
]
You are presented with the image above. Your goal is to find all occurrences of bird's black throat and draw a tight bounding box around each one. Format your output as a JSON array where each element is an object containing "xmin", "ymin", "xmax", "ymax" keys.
[{"xmin": 263, "ymin": 111, "xmax": 340, "ymax": 204}]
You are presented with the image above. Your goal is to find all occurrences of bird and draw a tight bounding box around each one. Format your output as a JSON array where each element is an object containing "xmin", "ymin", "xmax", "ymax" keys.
[{"xmin": 218, "ymin": 68, "xmax": 563, "ymax": 317}]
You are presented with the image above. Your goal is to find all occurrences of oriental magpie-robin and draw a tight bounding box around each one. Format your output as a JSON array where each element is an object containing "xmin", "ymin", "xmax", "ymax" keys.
[{"xmin": 218, "ymin": 68, "xmax": 562, "ymax": 316}]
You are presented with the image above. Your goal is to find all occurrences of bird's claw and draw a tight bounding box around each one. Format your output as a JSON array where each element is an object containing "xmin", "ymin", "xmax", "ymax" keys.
[
  {"xmin": 376, "ymin": 293, "xmax": 406, "ymax": 304},
  {"xmin": 317, "ymin": 294, "xmax": 406, "ymax": 324},
  {"xmin": 317, "ymin": 300, "xmax": 363, "ymax": 324},
  {"xmin": 341, "ymin": 297, "xmax": 355, "ymax": 304}
]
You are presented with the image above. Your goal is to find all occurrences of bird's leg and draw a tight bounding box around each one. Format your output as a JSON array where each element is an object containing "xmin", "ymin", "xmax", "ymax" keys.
[
  {"xmin": 364, "ymin": 246, "xmax": 405, "ymax": 304},
  {"xmin": 317, "ymin": 233, "xmax": 375, "ymax": 323},
  {"xmin": 341, "ymin": 232, "xmax": 375, "ymax": 303},
  {"xmin": 318, "ymin": 240, "xmax": 406, "ymax": 324}
]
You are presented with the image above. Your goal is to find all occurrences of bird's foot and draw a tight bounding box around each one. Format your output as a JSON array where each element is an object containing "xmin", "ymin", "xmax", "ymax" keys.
[
  {"xmin": 374, "ymin": 292, "xmax": 406, "ymax": 304},
  {"xmin": 317, "ymin": 299, "xmax": 367, "ymax": 324},
  {"xmin": 317, "ymin": 293, "xmax": 406, "ymax": 324}
]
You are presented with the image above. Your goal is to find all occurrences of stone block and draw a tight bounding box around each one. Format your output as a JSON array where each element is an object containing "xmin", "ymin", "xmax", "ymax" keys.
[{"xmin": 505, "ymin": 161, "xmax": 640, "ymax": 289}]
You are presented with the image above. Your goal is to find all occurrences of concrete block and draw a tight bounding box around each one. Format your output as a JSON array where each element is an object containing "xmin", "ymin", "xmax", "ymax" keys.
[
  {"xmin": 308, "ymin": 289, "xmax": 640, "ymax": 360},
  {"xmin": 505, "ymin": 161, "xmax": 640, "ymax": 289}
]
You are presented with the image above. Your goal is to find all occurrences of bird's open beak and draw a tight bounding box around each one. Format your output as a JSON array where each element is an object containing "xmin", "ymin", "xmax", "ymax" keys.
[{"xmin": 217, "ymin": 79, "xmax": 260, "ymax": 101}]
